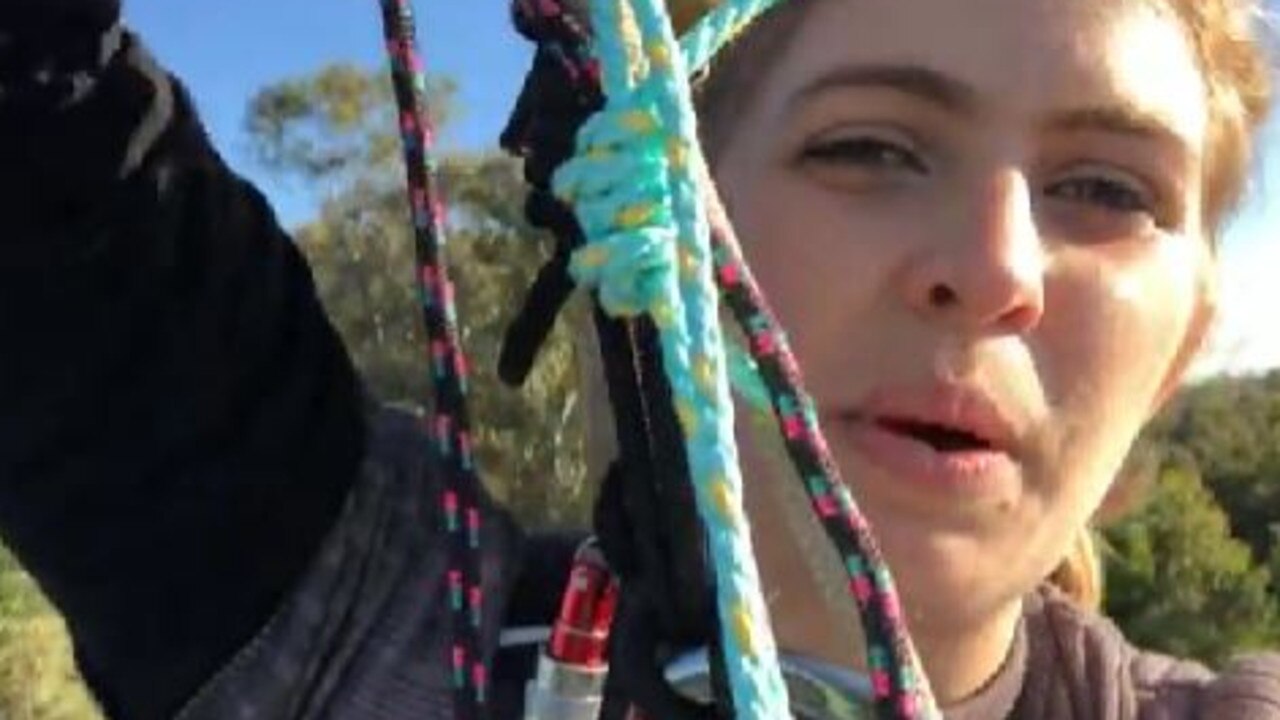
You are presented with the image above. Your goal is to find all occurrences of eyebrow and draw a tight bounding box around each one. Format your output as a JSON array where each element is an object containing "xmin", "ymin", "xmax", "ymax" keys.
[
  {"xmin": 787, "ymin": 63, "xmax": 1196, "ymax": 160},
  {"xmin": 1040, "ymin": 107, "xmax": 1197, "ymax": 161},
  {"xmin": 787, "ymin": 63, "xmax": 980, "ymax": 115}
]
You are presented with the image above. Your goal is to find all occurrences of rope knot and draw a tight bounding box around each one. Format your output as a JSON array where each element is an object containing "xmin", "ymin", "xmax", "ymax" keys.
[{"xmin": 553, "ymin": 94, "xmax": 679, "ymax": 317}]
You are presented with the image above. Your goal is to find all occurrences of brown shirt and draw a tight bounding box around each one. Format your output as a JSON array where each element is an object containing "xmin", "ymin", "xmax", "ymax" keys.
[{"xmin": 945, "ymin": 585, "xmax": 1280, "ymax": 719}]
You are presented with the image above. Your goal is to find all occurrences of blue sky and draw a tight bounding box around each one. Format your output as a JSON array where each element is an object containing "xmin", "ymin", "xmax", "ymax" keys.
[
  {"xmin": 124, "ymin": 2, "xmax": 1279, "ymax": 375},
  {"xmin": 125, "ymin": 1, "xmax": 530, "ymax": 223}
]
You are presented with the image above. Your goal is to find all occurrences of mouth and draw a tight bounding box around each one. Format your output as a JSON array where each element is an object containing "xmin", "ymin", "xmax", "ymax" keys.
[
  {"xmin": 828, "ymin": 383, "xmax": 1022, "ymax": 494},
  {"xmin": 847, "ymin": 382, "xmax": 1018, "ymax": 456},
  {"xmin": 873, "ymin": 417, "xmax": 995, "ymax": 454}
]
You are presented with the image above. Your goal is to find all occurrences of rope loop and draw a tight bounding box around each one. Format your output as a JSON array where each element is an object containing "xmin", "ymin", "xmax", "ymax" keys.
[
  {"xmin": 556, "ymin": 0, "xmax": 792, "ymax": 716},
  {"xmin": 555, "ymin": 100, "xmax": 679, "ymax": 316}
]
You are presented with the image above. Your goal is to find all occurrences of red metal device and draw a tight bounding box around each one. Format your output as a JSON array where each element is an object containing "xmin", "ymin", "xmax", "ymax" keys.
[{"xmin": 524, "ymin": 539, "xmax": 619, "ymax": 719}]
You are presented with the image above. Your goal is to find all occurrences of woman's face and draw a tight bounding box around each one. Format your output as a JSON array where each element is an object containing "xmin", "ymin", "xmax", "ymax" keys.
[{"xmin": 717, "ymin": 0, "xmax": 1214, "ymax": 627}]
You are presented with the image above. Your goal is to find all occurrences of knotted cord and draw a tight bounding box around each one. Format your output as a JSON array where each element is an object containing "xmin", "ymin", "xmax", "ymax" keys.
[
  {"xmin": 501, "ymin": 5, "xmax": 731, "ymax": 715},
  {"xmin": 552, "ymin": 0, "xmax": 789, "ymax": 715}
]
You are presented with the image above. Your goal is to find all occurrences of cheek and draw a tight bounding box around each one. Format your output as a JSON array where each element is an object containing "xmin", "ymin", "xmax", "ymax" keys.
[
  {"xmin": 721, "ymin": 166, "xmax": 905, "ymax": 393},
  {"xmin": 1034, "ymin": 239, "xmax": 1204, "ymax": 498}
]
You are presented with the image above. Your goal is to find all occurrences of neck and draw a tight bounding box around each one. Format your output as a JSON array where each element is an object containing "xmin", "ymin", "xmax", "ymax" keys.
[{"xmin": 741, "ymin": 434, "xmax": 1022, "ymax": 705}]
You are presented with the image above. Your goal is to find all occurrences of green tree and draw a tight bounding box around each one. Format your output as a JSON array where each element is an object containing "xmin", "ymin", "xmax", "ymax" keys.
[
  {"xmin": 1147, "ymin": 370, "xmax": 1280, "ymax": 561},
  {"xmin": 244, "ymin": 63, "xmax": 455, "ymax": 187},
  {"xmin": 245, "ymin": 64, "xmax": 591, "ymax": 528},
  {"xmin": 1103, "ymin": 463, "xmax": 1280, "ymax": 666}
]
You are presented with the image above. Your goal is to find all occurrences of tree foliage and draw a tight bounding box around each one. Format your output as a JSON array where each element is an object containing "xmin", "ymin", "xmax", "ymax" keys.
[
  {"xmin": 1102, "ymin": 464, "xmax": 1279, "ymax": 665},
  {"xmin": 292, "ymin": 163, "xmax": 591, "ymax": 526},
  {"xmin": 1102, "ymin": 368, "xmax": 1280, "ymax": 665},
  {"xmin": 1145, "ymin": 371, "xmax": 1280, "ymax": 562},
  {"xmin": 244, "ymin": 62, "xmax": 456, "ymax": 185},
  {"xmin": 248, "ymin": 63, "xmax": 591, "ymax": 528}
]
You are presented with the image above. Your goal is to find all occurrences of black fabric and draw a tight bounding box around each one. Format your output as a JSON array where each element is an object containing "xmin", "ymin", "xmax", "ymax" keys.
[
  {"xmin": 0, "ymin": 11, "xmax": 363, "ymax": 720},
  {"xmin": 0, "ymin": 0, "xmax": 120, "ymax": 45},
  {"xmin": 490, "ymin": 641, "xmax": 541, "ymax": 719},
  {"xmin": 500, "ymin": 531, "xmax": 583, "ymax": 628}
]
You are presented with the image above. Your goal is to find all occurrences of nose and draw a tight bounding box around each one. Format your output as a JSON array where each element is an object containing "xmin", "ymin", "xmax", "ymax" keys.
[{"xmin": 901, "ymin": 168, "xmax": 1046, "ymax": 335}]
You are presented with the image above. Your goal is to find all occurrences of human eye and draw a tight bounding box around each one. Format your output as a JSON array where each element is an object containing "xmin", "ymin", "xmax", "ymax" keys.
[
  {"xmin": 798, "ymin": 130, "xmax": 929, "ymax": 175},
  {"xmin": 1041, "ymin": 162, "xmax": 1177, "ymax": 241},
  {"xmin": 1045, "ymin": 167, "xmax": 1155, "ymax": 215}
]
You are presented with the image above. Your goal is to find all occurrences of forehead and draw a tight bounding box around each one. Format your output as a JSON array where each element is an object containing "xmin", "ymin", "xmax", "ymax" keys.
[{"xmin": 754, "ymin": 0, "xmax": 1209, "ymax": 148}]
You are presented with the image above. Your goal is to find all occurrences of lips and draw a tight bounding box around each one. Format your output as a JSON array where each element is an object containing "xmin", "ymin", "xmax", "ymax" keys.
[
  {"xmin": 830, "ymin": 383, "xmax": 1022, "ymax": 495},
  {"xmin": 852, "ymin": 384, "xmax": 1017, "ymax": 457},
  {"xmin": 874, "ymin": 417, "xmax": 993, "ymax": 453}
]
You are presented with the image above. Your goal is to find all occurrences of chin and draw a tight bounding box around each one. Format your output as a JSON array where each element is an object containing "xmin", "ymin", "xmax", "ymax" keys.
[{"xmin": 861, "ymin": 493, "xmax": 1028, "ymax": 632}]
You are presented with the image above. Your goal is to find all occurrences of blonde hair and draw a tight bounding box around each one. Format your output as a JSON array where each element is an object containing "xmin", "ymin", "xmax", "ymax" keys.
[
  {"xmin": 1050, "ymin": 530, "xmax": 1105, "ymax": 610},
  {"xmin": 1162, "ymin": 0, "xmax": 1275, "ymax": 233}
]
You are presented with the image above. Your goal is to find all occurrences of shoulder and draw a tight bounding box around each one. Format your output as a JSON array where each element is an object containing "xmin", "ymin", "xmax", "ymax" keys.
[
  {"xmin": 1023, "ymin": 585, "xmax": 1280, "ymax": 719},
  {"xmin": 1198, "ymin": 654, "xmax": 1280, "ymax": 720}
]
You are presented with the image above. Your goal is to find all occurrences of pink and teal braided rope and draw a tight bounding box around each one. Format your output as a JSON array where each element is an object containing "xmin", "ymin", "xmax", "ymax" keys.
[
  {"xmin": 687, "ymin": 4, "xmax": 939, "ymax": 714},
  {"xmin": 713, "ymin": 211, "xmax": 939, "ymax": 719},
  {"xmin": 378, "ymin": 2, "xmax": 488, "ymax": 717},
  {"xmin": 686, "ymin": 3, "xmax": 940, "ymax": 706}
]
